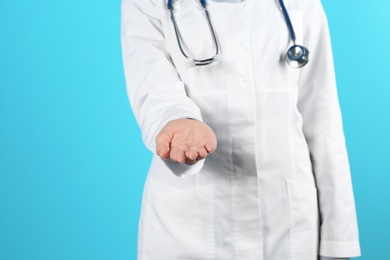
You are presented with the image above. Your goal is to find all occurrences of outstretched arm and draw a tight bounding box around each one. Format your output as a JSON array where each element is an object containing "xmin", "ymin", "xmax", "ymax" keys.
[{"xmin": 121, "ymin": 0, "xmax": 215, "ymax": 177}]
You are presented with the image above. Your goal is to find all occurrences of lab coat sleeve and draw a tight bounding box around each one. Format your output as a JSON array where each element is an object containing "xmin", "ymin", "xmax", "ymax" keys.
[
  {"xmin": 297, "ymin": 0, "xmax": 361, "ymax": 258},
  {"xmin": 121, "ymin": 0, "xmax": 205, "ymax": 177}
]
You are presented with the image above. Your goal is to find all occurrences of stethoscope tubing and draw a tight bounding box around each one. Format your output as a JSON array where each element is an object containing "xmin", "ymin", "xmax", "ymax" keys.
[
  {"xmin": 278, "ymin": 0, "xmax": 297, "ymax": 44},
  {"xmin": 168, "ymin": 0, "xmax": 219, "ymax": 66},
  {"xmin": 167, "ymin": 0, "xmax": 309, "ymax": 68}
]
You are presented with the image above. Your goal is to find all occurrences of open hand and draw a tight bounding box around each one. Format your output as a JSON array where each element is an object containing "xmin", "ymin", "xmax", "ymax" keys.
[{"xmin": 156, "ymin": 118, "xmax": 217, "ymax": 165}]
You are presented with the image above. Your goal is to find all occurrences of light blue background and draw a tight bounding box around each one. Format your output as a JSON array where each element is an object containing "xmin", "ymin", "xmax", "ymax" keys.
[{"xmin": 0, "ymin": 0, "xmax": 388, "ymax": 259}]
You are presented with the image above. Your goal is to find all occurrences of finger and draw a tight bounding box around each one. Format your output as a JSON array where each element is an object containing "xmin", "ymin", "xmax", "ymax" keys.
[
  {"xmin": 156, "ymin": 134, "xmax": 171, "ymax": 159},
  {"xmin": 205, "ymin": 141, "xmax": 217, "ymax": 153},
  {"xmin": 170, "ymin": 147, "xmax": 186, "ymax": 163},
  {"xmin": 184, "ymin": 159, "xmax": 198, "ymax": 165},
  {"xmin": 197, "ymin": 148, "xmax": 208, "ymax": 159},
  {"xmin": 185, "ymin": 149, "xmax": 198, "ymax": 161},
  {"xmin": 156, "ymin": 143, "xmax": 170, "ymax": 159}
]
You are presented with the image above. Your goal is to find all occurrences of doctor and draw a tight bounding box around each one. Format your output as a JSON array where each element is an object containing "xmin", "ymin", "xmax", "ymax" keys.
[{"xmin": 121, "ymin": 0, "xmax": 361, "ymax": 259}]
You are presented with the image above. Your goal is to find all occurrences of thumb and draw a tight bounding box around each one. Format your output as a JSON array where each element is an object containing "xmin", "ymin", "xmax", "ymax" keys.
[{"xmin": 156, "ymin": 132, "xmax": 171, "ymax": 159}]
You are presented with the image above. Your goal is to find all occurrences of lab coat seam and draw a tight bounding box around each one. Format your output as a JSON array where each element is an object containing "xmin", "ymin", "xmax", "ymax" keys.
[
  {"xmin": 209, "ymin": 0, "xmax": 250, "ymax": 6},
  {"xmin": 252, "ymin": 106, "xmax": 264, "ymax": 259},
  {"xmin": 248, "ymin": 22, "xmax": 264, "ymax": 256},
  {"xmin": 254, "ymin": 97, "xmax": 265, "ymax": 260},
  {"xmin": 256, "ymin": 87, "xmax": 291, "ymax": 93},
  {"xmin": 320, "ymin": 240, "xmax": 361, "ymax": 243},
  {"xmin": 138, "ymin": 190, "xmax": 151, "ymax": 259},
  {"xmin": 188, "ymin": 88, "xmax": 292, "ymax": 97},
  {"xmin": 286, "ymin": 181, "xmax": 296, "ymax": 260},
  {"xmin": 288, "ymin": 92, "xmax": 298, "ymax": 180},
  {"xmin": 227, "ymin": 94, "xmax": 238, "ymax": 259},
  {"xmin": 230, "ymin": 175, "xmax": 238, "ymax": 259},
  {"xmin": 226, "ymin": 94, "xmax": 234, "ymax": 174},
  {"xmin": 231, "ymin": 176, "xmax": 240, "ymax": 257},
  {"xmin": 208, "ymin": 185, "xmax": 215, "ymax": 259},
  {"xmin": 242, "ymin": 4, "xmax": 256, "ymax": 90}
]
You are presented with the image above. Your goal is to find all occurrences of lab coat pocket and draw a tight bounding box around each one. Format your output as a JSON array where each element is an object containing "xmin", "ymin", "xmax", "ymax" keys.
[
  {"xmin": 286, "ymin": 179, "xmax": 320, "ymax": 260},
  {"xmin": 142, "ymin": 177, "xmax": 215, "ymax": 259}
]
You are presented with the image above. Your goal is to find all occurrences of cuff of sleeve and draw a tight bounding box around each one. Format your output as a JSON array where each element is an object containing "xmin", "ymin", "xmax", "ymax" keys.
[
  {"xmin": 162, "ymin": 158, "xmax": 205, "ymax": 178},
  {"xmin": 319, "ymin": 256, "xmax": 349, "ymax": 260},
  {"xmin": 320, "ymin": 240, "xmax": 361, "ymax": 258}
]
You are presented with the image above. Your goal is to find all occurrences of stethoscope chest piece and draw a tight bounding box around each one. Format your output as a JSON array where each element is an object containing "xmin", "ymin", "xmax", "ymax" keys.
[{"xmin": 286, "ymin": 44, "xmax": 309, "ymax": 68}]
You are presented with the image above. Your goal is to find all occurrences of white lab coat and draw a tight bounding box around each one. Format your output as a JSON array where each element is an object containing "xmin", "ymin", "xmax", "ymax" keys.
[{"xmin": 121, "ymin": 0, "xmax": 361, "ymax": 259}]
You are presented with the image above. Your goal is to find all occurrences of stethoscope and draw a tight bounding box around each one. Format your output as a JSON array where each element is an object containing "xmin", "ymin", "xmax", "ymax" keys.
[{"xmin": 167, "ymin": 0, "xmax": 309, "ymax": 68}]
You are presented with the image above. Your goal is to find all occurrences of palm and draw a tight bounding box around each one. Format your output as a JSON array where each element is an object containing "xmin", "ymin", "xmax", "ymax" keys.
[{"xmin": 156, "ymin": 119, "xmax": 217, "ymax": 165}]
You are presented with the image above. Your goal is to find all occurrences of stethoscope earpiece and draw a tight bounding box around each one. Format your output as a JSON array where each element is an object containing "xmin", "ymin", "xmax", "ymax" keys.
[{"xmin": 286, "ymin": 45, "xmax": 309, "ymax": 68}]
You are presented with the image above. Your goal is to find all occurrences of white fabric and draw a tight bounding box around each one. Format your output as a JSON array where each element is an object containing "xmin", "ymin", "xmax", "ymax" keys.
[
  {"xmin": 211, "ymin": 0, "xmax": 243, "ymax": 3},
  {"xmin": 320, "ymin": 257, "xmax": 350, "ymax": 260},
  {"xmin": 121, "ymin": 0, "xmax": 361, "ymax": 259}
]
